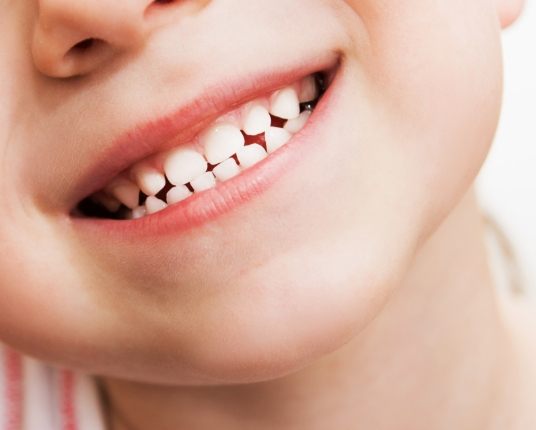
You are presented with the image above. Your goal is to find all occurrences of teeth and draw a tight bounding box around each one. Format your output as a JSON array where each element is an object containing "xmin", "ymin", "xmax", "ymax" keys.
[
  {"xmin": 213, "ymin": 158, "xmax": 241, "ymax": 181},
  {"xmin": 106, "ymin": 178, "xmax": 140, "ymax": 209},
  {"xmin": 131, "ymin": 206, "xmax": 147, "ymax": 219},
  {"xmin": 145, "ymin": 196, "xmax": 167, "ymax": 214},
  {"xmin": 237, "ymin": 144, "xmax": 267, "ymax": 169},
  {"xmin": 131, "ymin": 163, "xmax": 166, "ymax": 196},
  {"xmin": 166, "ymin": 185, "xmax": 192, "ymax": 204},
  {"xmin": 269, "ymin": 87, "xmax": 300, "ymax": 120},
  {"xmin": 299, "ymin": 76, "xmax": 318, "ymax": 103},
  {"xmin": 242, "ymin": 103, "xmax": 271, "ymax": 136},
  {"xmin": 164, "ymin": 147, "xmax": 208, "ymax": 186},
  {"xmin": 265, "ymin": 127, "xmax": 292, "ymax": 153},
  {"xmin": 201, "ymin": 123, "xmax": 245, "ymax": 165},
  {"xmin": 190, "ymin": 172, "xmax": 216, "ymax": 192},
  {"xmin": 89, "ymin": 74, "xmax": 323, "ymax": 220},
  {"xmin": 284, "ymin": 111, "xmax": 311, "ymax": 134}
]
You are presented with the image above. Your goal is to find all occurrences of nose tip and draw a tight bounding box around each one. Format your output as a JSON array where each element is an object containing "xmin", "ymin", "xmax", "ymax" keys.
[{"xmin": 32, "ymin": 0, "xmax": 159, "ymax": 78}]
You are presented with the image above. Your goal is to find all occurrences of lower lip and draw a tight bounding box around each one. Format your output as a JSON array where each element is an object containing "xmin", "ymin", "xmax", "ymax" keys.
[{"xmin": 70, "ymin": 66, "xmax": 343, "ymax": 238}]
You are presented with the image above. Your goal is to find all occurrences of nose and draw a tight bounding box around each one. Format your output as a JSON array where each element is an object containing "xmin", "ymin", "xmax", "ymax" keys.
[{"xmin": 32, "ymin": 0, "xmax": 167, "ymax": 78}]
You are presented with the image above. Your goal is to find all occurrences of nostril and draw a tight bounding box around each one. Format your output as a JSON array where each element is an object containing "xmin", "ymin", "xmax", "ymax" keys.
[
  {"xmin": 71, "ymin": 38, "xmax": 96, "ymax": 52},
  {"xmin": 153, "ymin": 0, "xmax": 175, "ymax": 4}
]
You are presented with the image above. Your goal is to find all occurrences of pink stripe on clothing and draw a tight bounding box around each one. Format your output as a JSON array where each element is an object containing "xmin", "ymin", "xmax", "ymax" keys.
[
  {"xmin": 60, "ymin": 370, "xmax": 77, "ymax": 430},
  {"xmin": 4, "ymin": 348, "xmax": 22, "ymax": 430}
]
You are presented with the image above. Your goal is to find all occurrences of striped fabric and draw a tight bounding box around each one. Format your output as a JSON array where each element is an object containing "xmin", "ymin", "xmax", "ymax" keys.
[{"xmin": 0, "ymin": 344, "xmax": 106, "ymax": 430}]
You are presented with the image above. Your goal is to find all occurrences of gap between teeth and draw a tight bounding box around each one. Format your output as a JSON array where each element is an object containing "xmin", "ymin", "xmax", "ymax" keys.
[{"xmin": 90, "ymin": 74, "xmax": 322, "ymax": 220}]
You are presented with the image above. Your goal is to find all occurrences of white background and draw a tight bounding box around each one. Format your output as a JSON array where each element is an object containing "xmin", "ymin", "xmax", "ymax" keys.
[{"xmin": 477, "ymin": 0, "xmax": 536, "ymax": 292}]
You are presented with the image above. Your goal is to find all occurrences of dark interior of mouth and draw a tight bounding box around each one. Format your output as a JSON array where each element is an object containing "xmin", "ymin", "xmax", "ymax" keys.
[{"xmin": 74, "ymin": 72, "xmax": 329, "ymax": 220}]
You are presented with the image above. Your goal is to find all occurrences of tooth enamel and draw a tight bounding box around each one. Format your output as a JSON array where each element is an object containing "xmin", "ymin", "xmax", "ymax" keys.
[
  {"xmin": 265, "ymin": 127, "xmax": 292, "ymax": 153},
  {"xmin": 212, "ymin": 158, "xmax": 241, "ymax": 181},
  {"xmin": 237, "ymin": 144, "xmax": 267, "ymax": 169},
  {"xmin": 164, "ymin": 147, "xmax": 208, "ymax": 186},
  {"xmin": 190, "ymin": 172, "xmax": 216, "ymax": 192},
  {"xmin": 201, "ymin": 123, "xmax": 245, "ymax": 165},
  {"xmin": 166, "ymin": 185, "xmax": 192, "ymax": 204},
  {"xmin": 106, "ymin": 178, "xmax": 140, "ymax": 209},
  {"xmin": 145, "ymin": 196, "xmax": 167, "ymax": 214},
  {"xmin": 284, "ymin": 111, "xmax": 311, "ymax": 134},
  {"xmin": 131, "ymin": 163, "xmax": 166, "ymax": 196},
  {"xmin": 242, "ymin": 103, "xmax": 271, "ymax": 136},
  {"xmin": 269, "ymin": 87, "xmax": 300, "ymax": 120},
  {"xmin": 299, "ymin": 76, "xmax": 318, "ymax": 103},
  {"xmin": 131, "ymin": 206, "xmax": 147, "ymax": 219}
]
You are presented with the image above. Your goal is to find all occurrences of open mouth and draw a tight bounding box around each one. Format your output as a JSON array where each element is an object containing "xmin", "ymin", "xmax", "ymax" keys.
[{"xmin": 74, "ymin": 72, "xmax": 329, "ymax": 221}]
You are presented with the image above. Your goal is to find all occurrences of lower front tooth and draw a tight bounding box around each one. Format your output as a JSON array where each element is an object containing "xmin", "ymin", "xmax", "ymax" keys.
[
  {"xmin": 131, "ymin": 206, "xmax": 147, "ymax": 219},
  {"xmin": 213, "ymin": 158, "xmax": 240, "ymax": 181},
  {"xmin": 145, "ymin": 196, "xmax": 167, "ymax": 214},
  {"xmin": 284, "ymin": 111, "xmax": 311, "ymax": 134},
  {"xmin": 131, "ymin": 163, "xmax": 166, "ymax": 196},
  {"xmin": 237, "ymin": 144, "xmax": 267, "ymax": 169},
  {"xmin": 190, "ymin": 172, "xmax": 216, "ymax": 192},
  {"xmin": 265, "ymin": 127, "xmax": 292, "ymax": 153},
  {"xmin": 167, "ymin": 185, "xmax": 192, "ymax": 204}
]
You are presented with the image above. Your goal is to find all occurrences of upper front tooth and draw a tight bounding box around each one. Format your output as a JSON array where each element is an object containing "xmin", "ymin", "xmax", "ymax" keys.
[
  {"xmin": 201, "ymin": 123, "xmax": 245, "ymax": 165},
  {"xmin": 106, "ymin": 178, "xmax": 140, "ymax": 209},
  {"xmin": 242, "ymin": 103, "xmax": 271, "ymax": 136},
  {"xmin": 131, "ymin": 163, "xmax": 166, "ymax": 196},
  {"xmin": 269, "ymin": 87, "xmax": 300, "ymax": 120},
  {"xmin": 265, "ymin": 127, "xmax": 292, "ymax": 153},
  {"xmin": 164, "ymin": 147, "xmax": 208, "ymax": 186},
  {"xmin": 284, "ymin": 111, "xmax": 311, "ymax": 134},
  {"xmin": 237, "ymin": 144, "xmax": 267, "ymax": 169},
  {"xmin": 299, "ymin": 76, "xmax": 318, "ymax": 103}
]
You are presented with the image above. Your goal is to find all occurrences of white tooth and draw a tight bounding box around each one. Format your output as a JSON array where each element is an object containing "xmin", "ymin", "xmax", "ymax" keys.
[
  {"xmin": 237, "ymin": 144, "xmax": 267, "ymax": 169},
  {"xmin": 242, "ymin": 103, "xmax": 271, "ymax": 136},
  {"xmin": 212, "ymin": 158, "xmax": 241, "ymax": 181},
  {"xmin": 131, "ymin": 206, "xmax": 147, "ymax": 219},
  {"xmin": 145, "ymin": 196, "xmax": 167, "ymax": 214},
  {"xmin": 201, "ymin": 123, "xmax": 245, "ymax": 165},
  {"xmin": 164, "ymin": 147, "xmax": 208, "ymax": 186},
  {"xmin": 190, "ymin": 172, "xmax": 216, "ymax": 192},
  {"xmin": 265, "ymin": 127, "xmax": 292, "ymax": 153},
  {"xmin": 284, "ymin": 111, "xmax": 311, "ymax": 134},
  {"xmin": 106, "ymin": 178, "xmax": 140, "ymax": 209},
  {"xmin": 269, "ymin": 87, "xmax": 300, "ymax": 120},
  {"xmin": 92, "ymin": 192, "xmax": 121, "ymax": 213},
  {"xmin": 131, "ymin": 163, "xmax": 166, "ymax": 196},
  {"xmin": 166, "ymin": 185, "xmax": 192, "ymax": 204},
  {"xmin": 299, "ymin": 75, "xmax": 318, "ymax": 102}
]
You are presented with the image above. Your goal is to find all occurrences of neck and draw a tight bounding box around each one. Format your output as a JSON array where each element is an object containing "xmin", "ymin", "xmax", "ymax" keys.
[{"xmin": 100, "ymin": 188, "xmax": 517, "ymax": 430}]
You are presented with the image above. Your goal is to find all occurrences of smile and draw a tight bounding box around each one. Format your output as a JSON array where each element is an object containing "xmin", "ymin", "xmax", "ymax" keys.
[{"xmin": 76, "ymin": 73, "xmax": 329, "ymax": 221}]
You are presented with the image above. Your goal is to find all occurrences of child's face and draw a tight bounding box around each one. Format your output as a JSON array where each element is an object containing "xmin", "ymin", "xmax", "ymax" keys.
[{"xmin": 0, "ymin": 0, "xmax": 519, "ymax": 383}]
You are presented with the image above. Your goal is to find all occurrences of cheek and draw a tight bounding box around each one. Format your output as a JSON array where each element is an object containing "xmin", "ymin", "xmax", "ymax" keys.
[{"xmin": 352, "ymin": 0, "xmax": 502, "ymax": 231}]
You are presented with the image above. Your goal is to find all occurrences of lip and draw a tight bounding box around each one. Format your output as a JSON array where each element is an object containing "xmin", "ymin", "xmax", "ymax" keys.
[{"xmin": 68, "ymin": 55, "xmax": 342, "ymax": 237}]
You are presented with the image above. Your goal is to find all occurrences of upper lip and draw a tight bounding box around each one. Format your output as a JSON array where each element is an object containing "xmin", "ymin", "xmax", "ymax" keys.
[{"xmin": 66, "ymin": 53, "xmax": 340, "ymax": 213}]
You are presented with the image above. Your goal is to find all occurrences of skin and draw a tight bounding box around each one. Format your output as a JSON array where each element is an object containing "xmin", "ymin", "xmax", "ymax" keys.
[{"xmin": 0, "ymin": 0, "xmax": 533, "ymax": 429}]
